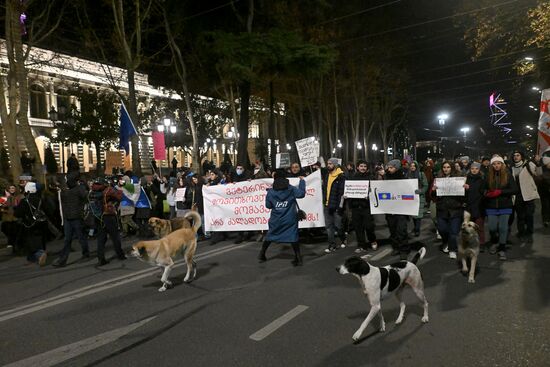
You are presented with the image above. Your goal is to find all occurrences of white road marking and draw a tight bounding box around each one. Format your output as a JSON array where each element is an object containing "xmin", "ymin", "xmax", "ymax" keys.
[
  {"xmin": 0, "ymin": 242, "xmax": 254, "ymax": 323},
  {"xmin": 249, "ymin": 305, "xmax": 309, "ymax": 341},
  {"xmin": 3, "ymin": 316, "xmax": 156, "ymax": 367},
  {"xmin": 369, "ymin": 247, "xmax": 392, "ymax": 261}
]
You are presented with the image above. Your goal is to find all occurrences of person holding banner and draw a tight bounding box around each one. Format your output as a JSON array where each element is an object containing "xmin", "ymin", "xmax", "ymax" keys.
[
  {"xmin": 430, "ymin": 161, "xmax": 465, "ymax": 259},
  {"xmin": 346, "ymin": 160, "xmax": 378, "ymax": 253},
  {"xmin": 258, "ymin": 170, "xmax": 306, "ymax": 266},
  {"xmin": 383, "ymin": 159, "xmax": 410, "ymax": 259},
  {"xmin": 484, "ymin": 156, "xmax": 518, "ymax": 261},
  {"xmin": 322, "ymin": 158, "xmax": 346, "ymax": 253},
  {"xmin": 407, "ymin": 161, "xmax": 428, "ymax": 237}
]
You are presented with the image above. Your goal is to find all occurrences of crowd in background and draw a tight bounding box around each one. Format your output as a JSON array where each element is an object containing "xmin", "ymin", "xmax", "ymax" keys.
[{"xmin": 1, "ymin": 146, "xmax": 550, "ymax": 268}]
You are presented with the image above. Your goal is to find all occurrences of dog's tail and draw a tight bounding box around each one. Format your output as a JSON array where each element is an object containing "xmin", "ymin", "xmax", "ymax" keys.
[
  {"xmin": 184, "ymin": 211, "xmax": 202, "ymax": 233},
  {"xmin": 411, "ymin": 247, "xmax": 426, "ymax": 265},
  {"xmin": 463, "ymin": 210, "xmax": 471, "ymax": 223}
]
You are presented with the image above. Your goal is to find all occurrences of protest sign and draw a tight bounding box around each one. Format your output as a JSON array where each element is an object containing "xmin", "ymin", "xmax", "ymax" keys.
[
  {"xmin": 276, "ymin": 153, "xmax": 291, "ymax": 168},
  {"xmin": 369, "ymin": 179, "xmax": 419, "ymax": 216},
  {"xmin": 175, "ymin": 188, "xmax": 186, "ymax": 202},
  {"xmin": 203, "ymin": 170, "xmax": 325, "ymax": 231},
  {"xmin": 295, "ymin": 137, "xmax": 320, "ymax": 167},
  {"xmin": 152, "ymin": 131, "xmax": 166, "ymax": 161},
  {"xmin": 105, "ymin": 151, "xmax": 123, "ymax": 173},
  {"xmin": 344, "ymin": 180, "xmax": 370, "ymax": 199},
  {"xmin": 435, "ymin": 177, "xmax": 466, "ymax": 196}
]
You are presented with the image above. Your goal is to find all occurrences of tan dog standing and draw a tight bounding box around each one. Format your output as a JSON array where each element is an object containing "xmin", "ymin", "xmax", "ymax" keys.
[
  {"xmin": 148, "ymin": 216, "xmax": 191, "ymax": 238},
  {"xmin": 458, "ymin": 211, "xmax": 480, "ymax": 283},
  {"xmin": 132, "ymin": 211, "xmax": 201, "ymax": 292}
]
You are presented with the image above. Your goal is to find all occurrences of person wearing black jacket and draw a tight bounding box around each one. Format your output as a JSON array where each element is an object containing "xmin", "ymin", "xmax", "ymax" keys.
[
  {"xmin": 53, "ymin": 174, "xmax": 90, "ymax": 267},
  {"xmin": 430, "ymin": 161, "xmax": 465, "ymax": 259},
  {"xmin": 346, "ymin": 160, "xmax": 378, "ymax": 253},
  {"xmin": 384, "ymin": 159, "xmax": 410, "ymax": 259},
  {"xmin": 232, "ymin": 164, "xmax": 253, "ymax": 244},
  {"xmin": 67, "ymin": 153, "xmax": 80, "ymax": 174},
  {"xmin": 464, "ymin": 162, "xmax": 487, "ymax": 247},
  {"xmin": 287, "ymin": 162, "xmax": 305, "ymax": 178},
  {"xmin": 484, "ymin": 155, "xmax": 518, "ymax": 260},
  {"xmin": 322, "ymin": 158, "xmax": 346, "ymax": 253}
]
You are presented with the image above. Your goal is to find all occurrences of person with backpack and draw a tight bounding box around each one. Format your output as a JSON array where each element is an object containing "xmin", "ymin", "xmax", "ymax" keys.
[{"xmin": 89, "ymin": 177, "xmax": 125, "ymax": 266}]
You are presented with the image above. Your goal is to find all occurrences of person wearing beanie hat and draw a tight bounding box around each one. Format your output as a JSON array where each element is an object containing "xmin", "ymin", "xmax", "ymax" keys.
[
  {"xmin": 459, "ymin": 156, "xmax": 470, "ymax": 175},
  {"xmin": 384, "ymin": 158, "xmax": 410, "ymax": 259},
  {"xmin": 510, "ymin": 150, "xmax": 539, "ymax": 243},
  {"xmin": 464, "ymin": 161, "xmax": 487, "ymax": 248},
  {"xmin": 485, "ymin": 155, "xmax": 518, "ymax": 260},
  {"xmin": 322, "ymin": 157, "xmax": 347, "ymax": 253},
  {"xmin": 258, "ymin": 173, "xmax": 306, "ymax": 266}
]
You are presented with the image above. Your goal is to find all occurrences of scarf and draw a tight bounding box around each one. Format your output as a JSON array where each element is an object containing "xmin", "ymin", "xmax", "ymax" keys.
[{"xmin": 512, "ymin": 160, "xmax": 523, "ymax": 178}]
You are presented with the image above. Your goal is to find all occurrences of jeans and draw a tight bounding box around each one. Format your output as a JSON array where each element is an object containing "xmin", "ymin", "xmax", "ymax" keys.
[
  {"xmin": 474, "ymin": 217, "xmax": 485, "ymax": 244},
  {"xmin": 413, "ymin": 218, "xmax": 422, "ymax": 234},
  {"xmin": 324, "ymin": 207, "xmax": 343, "ymax": 245},
  {"xmin": 437, "ymin": 216, "xmax": 461, "ymax": 252},
  {"xmin": 487, "ymin": 214, "xmax": 510, "ymax": 251},
  {"xmin": 351, "ymin": 207, "xmax": 376, "ymax": 247},
  {"xmin": 97, "ymin": 216, "xmax": 124, "ymax": 260},
  {"xmin": 515, "ymin": 200, "xmax": 535, "ymax": 236},
  {"xmin": 27, "ymin": 249, "xmax": 45, "ymax": 263},
  {"xmin": 58, "ymin": 219, "xmax": 89, "ymax": 263},
  {"xmin": 386, "ymin": 214, "xmax": 410, "ymax": 253}
]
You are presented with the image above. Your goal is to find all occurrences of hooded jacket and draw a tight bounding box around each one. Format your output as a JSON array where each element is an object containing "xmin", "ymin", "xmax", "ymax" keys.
[
  {"xmin": 465, "ymin": 172, "xmax": 486, "ymax": 218},
  {"xmin": 265, "ymin": 179, "xmax": 306, "ymax": 243},
  {"xmin": 322, "ymin": 167, "xmax": 345, "ymax": 210},
  {"xmin": 60, "ymin": 179, "xmax": 88, "ymax": 220}
]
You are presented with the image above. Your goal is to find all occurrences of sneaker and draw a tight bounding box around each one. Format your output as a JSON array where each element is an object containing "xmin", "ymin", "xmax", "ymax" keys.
[
  {"xmin": 489, "ymin": 244, "xmax": 498, "ymax": 255},
  {"xmin": 340, "ymin": 243, "xmax": 346, "ymax": 249},
  {"xmin": 449, "ymin": 251, "xmax": 457, "ymax": 259},
  {"xmin": 441, "ymin": 245, "xmax": 449, "ymax": 253},
  {"xmin": 436, "ymin": 231, "xmax": 442, "ymax": 240},
  {"xmin": 354, "ymin": 248, "xmax": 367, "ymax": 254},
  {"xmin": 371, "ymin": 242, "xmax": 378, "ymax": 251},
  {"xmin": 324, "ymin": 245, "xmax": 336, "ymax": 254},
  {"xmin": 38, "ymin": 252, "xmax": 48, "ymax": 266},
  {"xmin": 498, "ymin": 251, "xmax": 507, "ymax": 261},
  {"xmin": 52, "ymin": 259, "xmax": 66, "ymax": 267}
]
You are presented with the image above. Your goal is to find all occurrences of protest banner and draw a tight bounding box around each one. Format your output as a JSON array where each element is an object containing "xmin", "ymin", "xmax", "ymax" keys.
[
  {"xmin": 369, "ymin": 179, "xmax": 419, "ymax": 216},
  {"xmin": 175, "ymin": 188, "xmax": 186, "ymax": 202},
  {"xmin": 344, "ymin": 180, "xmax": 370, "ymax": 199},
  {"xmin": 295, "ymin": 137, "xmax": 320, "ymax": 167},
  {"xmin": 276, "ymin": 152, "xmax": 291, "ymax": 168},
  {"xmin": 152, "ymin": 131, "xmax": 166, "ymax": 161},
  {"xmin": 203, "ymin": 170, "xmax": 325, "ymax": 231},
  {"xmin": 434, "ymin": 177, "xmax": 466, "ymax": 196}
]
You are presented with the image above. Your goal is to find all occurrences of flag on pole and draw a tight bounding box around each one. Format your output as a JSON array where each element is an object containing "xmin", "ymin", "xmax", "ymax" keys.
[
  {"xmin": 538, "ymin": 89, "xmax": 550, "ymax": 155},
  {"xmin": 152, "ymin": 131, "xmax": 166, "ymax": 160},
  {"xmin": 119, "ymin": 102, "xmax": 138, "ymax": 153}
]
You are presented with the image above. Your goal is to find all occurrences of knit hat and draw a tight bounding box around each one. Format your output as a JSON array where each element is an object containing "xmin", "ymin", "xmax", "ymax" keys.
[
  {"xmin": 274, "ymin": 169, "xmax": 287, "ymax": 179},
  {"xmin": 387, "ymin": 159, "xmax": 401, "ymax": 169},
  {"xmin": 470, "ymin": 162, "xmax": 481, "ymax": 169},
  {"xmin": 490, "ymin": 156, "xmax": 505, "ymax": 164},
  {"xmin": 459, "ymin": 156, "xmax": 470, "ymax": 162},
  {"xmin": 328, "ymin": 157, "xmax": 340, "ymax": 165}
]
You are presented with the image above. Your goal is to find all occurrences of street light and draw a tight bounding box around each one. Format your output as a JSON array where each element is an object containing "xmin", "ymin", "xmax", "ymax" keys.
[
  {"xmin": 524, "ymin": 56, "xmax": 534, "ymax": 61},
  {"xmin": 437, "ymin": 113, "xmax": 449, "ymax": 127},
  {"xmin": 371, "ymin": 143, "xmax": 378, "ymax": 151},
  {"xmin": 460, "ymin": 127, "xmax": 470, "ymax": 139},
  {"xmin": 357, "ymin": 142, "xmax": 362, "ymax": 150}
]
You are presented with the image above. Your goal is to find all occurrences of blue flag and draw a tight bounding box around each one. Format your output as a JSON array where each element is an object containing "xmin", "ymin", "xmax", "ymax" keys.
[{"xmin": 119, "ymin": 102, "xmax": 137, "ymax": 153}]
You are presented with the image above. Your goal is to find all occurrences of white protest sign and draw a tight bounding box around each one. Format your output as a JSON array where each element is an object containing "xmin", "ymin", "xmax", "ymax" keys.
[
  {"xmin": 369, "ymin": 179, "xmax": 419, "ymax": 216},
  {"xmin": 276, "ymin": 152, "xmax": 291, "ymax": 168},
  {"xmin": 203, "ymin": 170, "xmax": 325, "ymax": 232},
  {"xmin": 175, "ymin": 188, "xmax": 186, "ymax": 202},
  {"xmin": 344, "ymin": 180, "xmax": 370, "ymax": 199},
  {"xmin": 435, "ymin": 177, "xmax": 466, "ymax": 196},
  {"xmin": 295, "ymin": 137, "xmax": 320, "ymax": 167}
]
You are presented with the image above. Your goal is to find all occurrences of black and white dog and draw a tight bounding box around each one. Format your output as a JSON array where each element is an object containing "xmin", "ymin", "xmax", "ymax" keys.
[{"xmin": 336, "ymin": 247, "xmax": 429, "ymax": 341}]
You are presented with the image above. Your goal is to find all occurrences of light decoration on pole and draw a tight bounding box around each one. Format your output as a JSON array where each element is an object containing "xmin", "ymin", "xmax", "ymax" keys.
[{"xmin": 489, "ymin": 92, "xmax": 512, "ymax": 135}]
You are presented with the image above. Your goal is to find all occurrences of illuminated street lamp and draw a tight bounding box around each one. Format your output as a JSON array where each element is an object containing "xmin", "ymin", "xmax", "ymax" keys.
[
  {"xmin": 460, "ymin": 126, "xmax": 470, "ymax": 139},
  {"xmin": 437, "ymin": 113, "xmax": 449, "ymax": 127}
]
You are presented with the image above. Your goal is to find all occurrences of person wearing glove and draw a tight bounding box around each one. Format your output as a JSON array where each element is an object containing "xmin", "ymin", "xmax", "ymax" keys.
[
  {"xmin": 484, "ymin": 155, "xmax": 518, "ymax": 260},
  {"xmin": 322, "ymin": 158, "xmax": 346, "ymax": 253}
]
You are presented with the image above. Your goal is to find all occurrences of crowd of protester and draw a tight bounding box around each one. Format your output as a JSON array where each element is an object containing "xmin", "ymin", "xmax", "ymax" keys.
[{"xmin": 1, "ymin": 147, "xmax": 550, "ymax": 267}]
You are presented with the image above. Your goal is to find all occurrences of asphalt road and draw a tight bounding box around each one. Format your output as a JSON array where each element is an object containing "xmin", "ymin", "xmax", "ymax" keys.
[{"xmin": 0, "ymin": 216, "xmax": 549, "ymax": 367}]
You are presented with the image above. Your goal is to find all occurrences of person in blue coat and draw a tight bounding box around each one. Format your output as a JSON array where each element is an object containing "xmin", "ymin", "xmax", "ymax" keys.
[{"xmin": 258, "ymin": 169, "xmax": 306, "ymax": 266}]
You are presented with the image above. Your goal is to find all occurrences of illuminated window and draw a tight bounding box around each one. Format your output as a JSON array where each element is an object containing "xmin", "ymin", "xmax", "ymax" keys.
[{"xmin": 30, "ymin": 84, "xmax": 48, "ymax": 119}]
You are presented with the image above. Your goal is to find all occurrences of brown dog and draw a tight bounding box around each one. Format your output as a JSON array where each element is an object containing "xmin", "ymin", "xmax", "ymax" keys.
[
  {"xmin": 132, "ymin": 211, "xmax": 201, "ymax": 292},
  {"xmin": 148, "ymin": 216, "xmax": 191, "ymax": 238}
]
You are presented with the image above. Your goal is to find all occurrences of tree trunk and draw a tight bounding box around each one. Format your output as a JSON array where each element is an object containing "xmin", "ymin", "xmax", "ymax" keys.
[
  {"xmin": 127, "ymin": 68, "xmax": 142, "ymax": 175},
  {"xmin": 0, "ymin": 74, "xmax": 22, "ymax": 180},
  {"xmin": 237, "ymin": 81, "xmax": 251, "ymax": 166},
  {"xmin": 94, "ymin": 141, "xmax": 104, "ymax": 175},
  {"xmin": 268, "ymin": 81, "xmax": 276, "ymax": 168}
]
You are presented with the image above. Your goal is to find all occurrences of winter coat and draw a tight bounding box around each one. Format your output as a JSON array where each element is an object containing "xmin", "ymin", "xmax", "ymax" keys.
[
  {"xmin": 429, "ymin": 174, "xmax": 464, "ymax": 219},
  {"xmin": 89, "ymin": 183, "xmax": 122, "ymax": 217},
  {"xmin": 465, "ymin": 173, "xmax": 486, "ymax": 219},
  {"xmin": 14, "ymin": 192, "xmax": 49, "ymax": 253},
  {"xmin": 265, "ymin": 179, "xmax": 306, "ymax": 243},
  {"xmin": 407, "ymin": 167, "xmax": 428, "ymax": 219},
  {"xmin": 60, "ymin": 183, "xmax": 88, "ymax": 220},
  {"xmin": 67, "ymin": 157, "xmax": 80, "ymax": 173},
  {"xmin": 511, "ymin": 161, "xmax": 540, "ymax": 202},
  {"xmin": 485, "ymin": 171, "xmax": 518, "ymax": 210},
  {"xmin": 322, "ymin": 168, "xmax": 345, "ymax": 211},
  {"xmin": 346, "ymin": 171, "xmax": 372, "ymax": 210}
]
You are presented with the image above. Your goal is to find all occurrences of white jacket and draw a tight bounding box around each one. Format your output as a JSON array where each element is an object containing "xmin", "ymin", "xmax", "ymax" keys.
[{"xmin": 517, "ymin": 162, "xmax": 540, "ymax": 201}]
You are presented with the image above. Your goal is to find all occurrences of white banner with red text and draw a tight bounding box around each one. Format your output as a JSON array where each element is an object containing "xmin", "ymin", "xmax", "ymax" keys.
[{"xmin": 203, "ymin": 170, "xmax": 325, "ymax": 231}]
